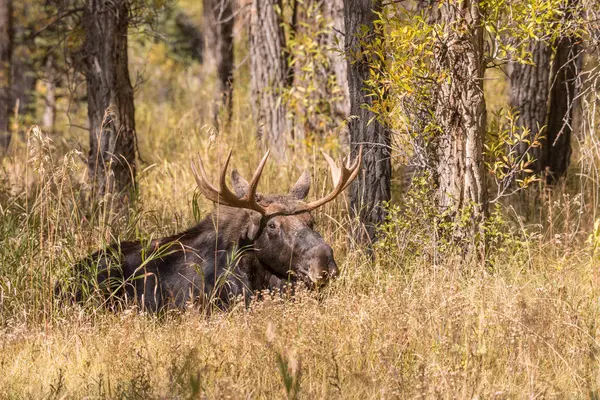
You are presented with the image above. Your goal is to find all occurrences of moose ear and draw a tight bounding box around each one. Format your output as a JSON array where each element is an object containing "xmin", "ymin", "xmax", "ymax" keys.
[
  {"xmin": 241, "ymin": 211, "xmax": 261, "ymax": 241},
  {"xmin": 231, "ymin": 169, "xmax": 249, "ymax": 198},
  {"xmin": 288, "ymin": 170, "xmax": 311, "ymax": 200}
]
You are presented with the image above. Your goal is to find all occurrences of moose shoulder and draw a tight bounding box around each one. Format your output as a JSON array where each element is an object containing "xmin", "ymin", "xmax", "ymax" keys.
[{"xmin": 60, "ymin": 148, "xmax": 362, "ymax": 311}]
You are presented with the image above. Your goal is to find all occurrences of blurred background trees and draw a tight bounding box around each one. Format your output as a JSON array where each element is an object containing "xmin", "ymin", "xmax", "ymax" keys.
[
  {"xmin": 203, "ymin": 0, "xmax": 234, "ymax": 124},
  {"xmin": 0, "ymin": 0, "xmax": 10, "ymax": 150},
  {"xmin": 0, "ymin": 0, "xmax": 598, "ymax": 251}
]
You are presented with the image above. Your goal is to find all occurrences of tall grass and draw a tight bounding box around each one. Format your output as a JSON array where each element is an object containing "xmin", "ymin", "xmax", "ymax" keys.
[{"xmin": 1, "ymin": 8, "xmax": 600, "ymax": 399}]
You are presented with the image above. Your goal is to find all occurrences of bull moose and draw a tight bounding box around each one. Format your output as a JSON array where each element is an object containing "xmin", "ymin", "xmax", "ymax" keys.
[{"xmin": 60, "ymin": 148, "xmax": 362, "ymax": 311}]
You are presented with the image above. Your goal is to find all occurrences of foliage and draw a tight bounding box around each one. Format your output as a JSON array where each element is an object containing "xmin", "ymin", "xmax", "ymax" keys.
[
  {"xmin": 485, "ymin": 108, "xmax": 543, "ymax": 202},
  {"xmin": 363, "ymin": 0, "xmax": 569, "ymax": 173},
  {"xmin": 377, "ymin": 173, "xmax": 530, "ymax": 271},
  {"xmin": 282, "ymin": 0, "xmax": 347, "ymax": 138},
  {"xmin": 376, "ymin": 173, "xmax": 439, "ymax": 268},
  {"xmin": 481, "ymin": 0, "xmax": 567, "ymax": 65},
  {"xmin": 365, "ymin": 6, "xmax": 437, "ymax": 154}
]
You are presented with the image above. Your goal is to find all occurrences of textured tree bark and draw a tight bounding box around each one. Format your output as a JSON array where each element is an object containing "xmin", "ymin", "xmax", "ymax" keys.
[
  {"xmin": 433, "ymin": 0, "xmax": 488, "ymax": 221},
  {"xmin": 250, "ymin": 0, "xmax": 290, "ymax": 158},
  {"xmin": 508, "ymin": 42, "xmax": 551, "ymax": 173},
  {"xmin": 83, "ymin": 0, "xmax": 136, "ymax": 206},
  {"xmin": 0, "ymin": 0, "xmax": 12, "ymax": 151},
  {"xmin": 507, "ymin": 0, "xmax": 581, "ymax": 184},
  {"xmin": 545, "ymin": 24, "xmax": 581, "ymax": 183},
  {"xmin": 204, "ymin": 0, "xmax": 234, "ymax": 124},
  {"xmin": 344, "ymin": 0, "xmax": 391, "ymax": 245}
]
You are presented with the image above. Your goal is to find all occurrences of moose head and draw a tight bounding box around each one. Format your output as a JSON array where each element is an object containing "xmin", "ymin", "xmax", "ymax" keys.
[{"xmin": 190, "ymin": 147, "xmax": 363, "ymax": 288}]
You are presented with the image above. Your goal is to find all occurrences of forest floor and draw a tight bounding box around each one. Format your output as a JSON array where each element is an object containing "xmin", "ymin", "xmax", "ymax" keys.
[{"xmin": 1, "ymin": 228, "xmax": 599, "ymax": 398}]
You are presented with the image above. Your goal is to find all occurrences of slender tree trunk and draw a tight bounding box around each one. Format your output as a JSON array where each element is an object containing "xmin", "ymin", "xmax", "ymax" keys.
[
  {"xmin": 250, "ymin": 0, "xmax": 290, "ymax": 158},
  {"xmin": 344, "ymin": 0, "xmax": 391, "ymax": 245},
  {"xmin": 83, "ymin": 0, "xmax": 136, "ymax": 206},
  {"xmin": 433, "ymin": 0, "xmax": 488, "ymax": 221},
  {"xmin": 204, "ymin": 0, "xmax": 234, "ymax": 124},
  {"xmin": 42, "ymin": 79, "xmax": 56, "ymax": 132},
  {"xmin": 508, "ymin": 42, "xmax": 551, "ymax": 173},
  {"xmin": 11, "ymin": 50, "xmax": 37, "ymax": 120},
  {"xmin": 42, "ymin": 55, "xmax": 57, "ymax": 132},
  {"xmin": 0, "ymin": 0, "xmax": 12, "ymax": 151},
  {"xmin": 545, "ymin": 10, "xmax": 581, "ymax": 183},
  {"xmin": 325, "ymin": 0, "xmax": 350, "ymax": 119},
  {"xmin": 11, "ymin": 0, "xmax": 37, "ymax": 123}
]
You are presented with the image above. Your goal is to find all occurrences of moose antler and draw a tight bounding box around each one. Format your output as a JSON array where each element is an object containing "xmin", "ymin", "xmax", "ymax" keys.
[
  {"xmin": 304, "ymin": 145, "xmax": 363, "ymax": 211},
  {"xmin": 191, "ymin": 150, "xmax": 270, "ymax": 215}
]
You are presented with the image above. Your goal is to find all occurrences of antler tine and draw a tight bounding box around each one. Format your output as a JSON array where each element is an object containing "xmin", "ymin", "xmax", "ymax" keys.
[
  {"xmin": 217, "ymin": 150, "xmax": 244, "ymax": 205},
  {"xmin": 321, "ymin": 152, "xmax": 341, "ymax": 187},
  {"xmin": 342, "ymin": 145, "xmax": 363, "ymax": 191},
  {"xmin": 347, "ymin": 150, "xmax": 358, "ymax": 169},
  {"xmin": 191, "ymin": 151, "xmax": 268, "ymax": 215},
  {"xmin": 247, "ymin": 150, "xmax": 270, "ymax": 203},
  {"xmin": 305, "ymin": 145, "xmax": 363, "ymax": 211},
  {"xmin": 191, "ymin": 154, "xmax": 220, "ymax": 203},
  {"xmin": 345, "ymin": 145, "xmax": 362, "ymax": 174}
]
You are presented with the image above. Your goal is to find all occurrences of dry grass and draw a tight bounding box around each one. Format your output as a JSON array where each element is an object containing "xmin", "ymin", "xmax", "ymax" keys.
[
  {"xmin": 2, "ymin": 247, "xmax": 600, "ymax": 398},
  {"xmin": 2, "ymin": 10, "xmax": 600, "ymax": 399}
]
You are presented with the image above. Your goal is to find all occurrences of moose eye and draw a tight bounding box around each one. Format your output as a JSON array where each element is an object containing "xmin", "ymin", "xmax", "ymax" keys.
[{"xmin": 268, "ymin": 222, "xmax": 277, "ymax": 230}]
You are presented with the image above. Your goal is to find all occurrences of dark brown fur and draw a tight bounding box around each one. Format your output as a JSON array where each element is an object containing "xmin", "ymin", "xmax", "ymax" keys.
[{"xmin": 60, "ymin": 172, "xmax": 338, "ymax": 311}]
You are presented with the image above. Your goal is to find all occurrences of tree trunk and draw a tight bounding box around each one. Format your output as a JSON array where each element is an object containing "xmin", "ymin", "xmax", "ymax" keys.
[
  {"xmin": 250, "ymin": 0, "xmax": 290, "ymax": 158},
  {"xmin": 545, "ymin": 14, "xmax": 581, "ymax": 183},
  {"xmin": 204, "ymin": 0, "xmax": 234, "ymax": 124},
  {"xmin": 0, "ymin": 0, "xmax": 11, "ymax": 151},
  {"xmin": 433, "ymin": 0, "xmax": 488, "ymax": 221},
  {"xmin": 42, "ymin": 55, "xmax": 57, "ymax": 132},
  {"xmin": 42, "ymin": 79, "xmax": 56, "ymax": 132},
  {"xmin": 508, "ymin": 41, "xmax": 551, "ymax": 173},
  {"xmin": 83, "ymin": 0, "xmax": 136, "ymax": 206},
  {"xmin": 325, "ymin": 0, "xmax": 350, "ymax": 119},
  {"xmin": 11, "ymin": 48, "xmax": 37, "ymax": 121},
  {"xmin": 344, "ymin": 0, "xmax": 391, "ymax": 245},
  {"xmin": 11, "ymin": 0, "xmax": 37, "ymax": 124}
]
